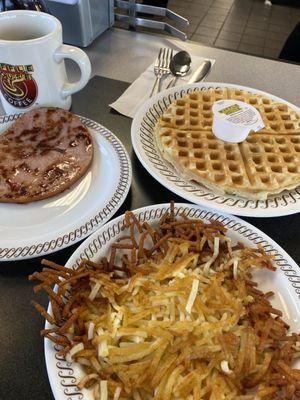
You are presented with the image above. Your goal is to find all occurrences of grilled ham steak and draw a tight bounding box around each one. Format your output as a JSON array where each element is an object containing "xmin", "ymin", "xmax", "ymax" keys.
[{"xmin": 0, "ymin": 107, "xmax": 93, "ymax": 203}]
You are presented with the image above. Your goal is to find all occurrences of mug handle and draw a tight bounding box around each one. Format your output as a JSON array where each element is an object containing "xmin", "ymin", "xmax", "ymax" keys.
[{"xmin": 54, "ymin": 45, "xmax": 91, "ymax": 99}]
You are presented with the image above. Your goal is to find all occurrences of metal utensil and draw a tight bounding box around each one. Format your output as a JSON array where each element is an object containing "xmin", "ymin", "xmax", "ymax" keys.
[
  {"xmin": 150, "ymin": 48, "xmax": 173, "ymax": 97},
  {"xmin": 188, "ymin": 60, "xmax": 212, "ymax": 84},
  {"xmin": 115, "ymin": 0, "xmax": 189, "ymax": 41},
  {"xmin": 166, "ymin": 50, "xmax": 191, "ymax": 89}
]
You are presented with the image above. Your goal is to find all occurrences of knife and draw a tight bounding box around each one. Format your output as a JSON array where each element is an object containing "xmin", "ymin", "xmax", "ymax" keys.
[{"xmin": 188, "ymin": 60, "xmax": 212, "ymax": 84}]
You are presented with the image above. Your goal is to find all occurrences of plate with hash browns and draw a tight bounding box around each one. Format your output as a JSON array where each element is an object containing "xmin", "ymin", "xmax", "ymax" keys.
[{"xmin": 30, "ymin": 203, "xmax": 300, "ymax": 400}]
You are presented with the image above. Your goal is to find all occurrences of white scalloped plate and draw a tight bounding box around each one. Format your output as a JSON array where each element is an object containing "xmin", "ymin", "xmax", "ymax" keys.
[
  {"xmin": 44, "ymin": 203, "xmax": 300, "ymax": 400},
  {"xmin": 0, "ymin": 114, "xmax": 131, "ymax": 261},
  {"xmin": 131, "ymin": 82, "xmax": 300, "ymax": 217}
]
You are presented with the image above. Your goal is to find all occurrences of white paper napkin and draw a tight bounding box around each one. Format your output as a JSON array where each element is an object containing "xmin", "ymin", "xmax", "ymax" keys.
[{"xmin": 110, "ymin": 55, "xmax": 215, "ymax": 118}]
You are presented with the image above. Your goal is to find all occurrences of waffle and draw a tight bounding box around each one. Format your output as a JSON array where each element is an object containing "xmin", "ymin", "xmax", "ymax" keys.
[
  {"xmin": 156, "ymin": 88, "xmax": 300, "ymax": 135},
  {"xmin": 155, "ymin": 88, "xmax": 300, "ymax": 200}
]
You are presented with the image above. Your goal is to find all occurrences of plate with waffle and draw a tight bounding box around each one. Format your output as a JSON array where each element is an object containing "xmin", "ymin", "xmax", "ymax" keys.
[{"xmin": 131, "ymin": 83, "xmax": 300, "ymax": 217}]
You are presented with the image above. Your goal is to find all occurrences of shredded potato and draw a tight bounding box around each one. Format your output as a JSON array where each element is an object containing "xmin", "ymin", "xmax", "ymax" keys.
[{"xmin": 30, "ymin": 203, "xmax": 300, "ymax": 399}]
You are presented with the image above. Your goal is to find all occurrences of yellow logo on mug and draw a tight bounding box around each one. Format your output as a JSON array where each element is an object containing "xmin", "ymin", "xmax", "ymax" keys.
[{"xmin": 0, "ymin": 63, "xmax": 38, "ymax": 108}]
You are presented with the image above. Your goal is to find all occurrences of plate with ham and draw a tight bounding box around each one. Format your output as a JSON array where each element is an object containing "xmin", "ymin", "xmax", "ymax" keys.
[{"xmin": 0, "ymin": 108, "xmax": 131, "ymax": 261}]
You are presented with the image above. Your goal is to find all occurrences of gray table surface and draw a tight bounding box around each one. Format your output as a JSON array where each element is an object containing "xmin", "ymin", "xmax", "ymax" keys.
[
  {"xmin": 85, "ymin": 28, "xmax": 300, "ymax": 106},
  {"xmin": 0, "ymin": 27, "xmax": 300, "ymax": 115}
]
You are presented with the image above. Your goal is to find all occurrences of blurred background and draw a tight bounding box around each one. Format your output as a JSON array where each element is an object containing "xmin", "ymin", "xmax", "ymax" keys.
[
  {"xmin": 1, "ymin": 0, "xmax": 299, "ymax": 62},
  {"xmin": 164, "ymin": 0, "xmax": 300, "ymax": 61}
]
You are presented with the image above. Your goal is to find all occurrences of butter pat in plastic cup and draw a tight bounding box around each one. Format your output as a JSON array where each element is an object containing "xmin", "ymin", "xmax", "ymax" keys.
[{"xmin": 212, "ymin": 100, "xmax": 265, "ymax": 143}]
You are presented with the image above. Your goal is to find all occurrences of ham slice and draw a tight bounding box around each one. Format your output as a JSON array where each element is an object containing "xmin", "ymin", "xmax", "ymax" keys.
[{"xmin": 0, "ymin": 107, "xmax": 93, "ymax": 203}]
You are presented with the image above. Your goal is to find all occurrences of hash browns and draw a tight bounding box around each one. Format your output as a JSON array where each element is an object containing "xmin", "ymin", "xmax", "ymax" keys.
[{"xmin": 30, "ymin": 203, "xmax": 300, "ymax": 400}]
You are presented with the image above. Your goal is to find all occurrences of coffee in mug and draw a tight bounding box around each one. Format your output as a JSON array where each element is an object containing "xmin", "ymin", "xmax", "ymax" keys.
[{"xmin": 0, "ymin": 10, "xmax": 91, "ymax": 115}]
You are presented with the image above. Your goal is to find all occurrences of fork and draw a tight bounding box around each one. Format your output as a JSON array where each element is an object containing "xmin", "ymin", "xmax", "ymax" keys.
[{"xmin": 150, "ymin": 48, "xmax": 173, "ymax": 97}]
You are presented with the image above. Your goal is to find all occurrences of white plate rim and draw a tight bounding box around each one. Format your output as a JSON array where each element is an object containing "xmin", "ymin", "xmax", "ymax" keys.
[
  {"xmin": 131, "ymin": 82, "xmax": 300, "ymax": 217},
  {"xmin": 0, "ymin": 114, "xmax": 132, "ymax": 261},
  {"xmin": 44, "ymin": 202, "xmax": 300, "ymax": 400}
]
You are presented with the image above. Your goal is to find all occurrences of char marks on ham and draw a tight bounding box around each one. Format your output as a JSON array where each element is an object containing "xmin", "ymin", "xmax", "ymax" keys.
[{"xmin": 0, "ymin": 107, "xmax": 93, "ymax": 203}]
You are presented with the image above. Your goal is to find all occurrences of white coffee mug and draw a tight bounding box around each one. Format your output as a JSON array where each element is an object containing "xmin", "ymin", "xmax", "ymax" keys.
[{"xmin": 0, "ymin": 10, "xmax": 91, "ymax": 115}]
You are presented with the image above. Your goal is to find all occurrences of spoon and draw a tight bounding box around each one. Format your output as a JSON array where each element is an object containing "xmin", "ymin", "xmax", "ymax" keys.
[{"xmin": 166, "ymin": 51, "xmax": 191, "ymax": 89}]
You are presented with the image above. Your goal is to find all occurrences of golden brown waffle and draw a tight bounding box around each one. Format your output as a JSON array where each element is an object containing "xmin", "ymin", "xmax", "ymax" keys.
[
  {"xmin": 155, "ymin": 88, "xmax": 300, "ymax": 200},
  {"xmin": 240, "ymin": 134, "xmax": 300, "ymax": 196},
  {"xmin": 156, "ymin": 128, "xmax": 253, "ymax": 197},
  {"xmin": 227, "ymin": 88, "xmax": 300, "ymax": 135},
  {"xmin": 156, "ymin": 128, "xmax": 300, "ymax": 200},
  {"xmin": 157, "ymin": 88, "xmax": 300, "ymax": 135}
]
